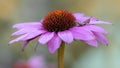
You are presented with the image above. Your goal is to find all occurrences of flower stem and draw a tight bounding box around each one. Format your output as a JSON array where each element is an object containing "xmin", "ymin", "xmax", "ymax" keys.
[{"xmin": 58, "ymin": 42, "xmax": 65, "ymax": 68}]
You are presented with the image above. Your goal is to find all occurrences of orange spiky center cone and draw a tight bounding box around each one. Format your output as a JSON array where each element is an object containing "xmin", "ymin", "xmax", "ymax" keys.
[{"xmin": 43, "ymin": 10, "xmax": 76, "ymax": 32}]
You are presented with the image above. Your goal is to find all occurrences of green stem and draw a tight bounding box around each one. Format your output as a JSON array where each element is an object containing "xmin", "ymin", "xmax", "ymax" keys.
[{"xmin": 58, "ymin": 42, "xmax": 65, "ymax": 68}]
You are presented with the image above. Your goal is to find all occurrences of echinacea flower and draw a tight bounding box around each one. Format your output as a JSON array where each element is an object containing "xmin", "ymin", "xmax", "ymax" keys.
[
  {"xmin": 9, "ymin": 10, "xmax": 110, "ymax": 54},
  {"xmin": 13, "ymin": 55, "xmax": 48, "ymax": 68}
]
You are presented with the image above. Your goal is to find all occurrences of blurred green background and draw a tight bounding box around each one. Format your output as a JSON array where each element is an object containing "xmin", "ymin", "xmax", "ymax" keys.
[{"xmin": 0, "ymin": 0, "xmax": 117, "ymax": 68}]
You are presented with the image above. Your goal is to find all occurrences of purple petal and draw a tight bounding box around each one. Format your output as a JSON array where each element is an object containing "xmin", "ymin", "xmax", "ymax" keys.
[
  {"xmin": 58, "ymin": 30, "xmax": 73, "ymax": 44},
  {"xmin": 73, "ymin": 13, "xmax": 85, "ymax": 23},
  {"xmin": 13, "ymin": 22, "xmax": 42, "ymax": 29},
  {"xmin": 12, "ymin": 28, "xmax": 41, "ymax": 36},
  {"xmin": 83, "ymin": 25, "xmax": 108, "ymax": 34},
  {"xmin": 87, "ymin": 17, "xmax": 111, "ymax": 24},
  {"xmin": 94, "ymin": 32, "xmax": 108, "ymax": 45},
  {"xmin": 38, "ymin": 32, "xmax": 54, "ymax": 44},
  {"xmin": 23, "ymin": 30, "xmax": 46, "ymax": 40},
  {"xmin": 21, "ymin": 41, "xmax": 29, "ymax": 51},
  {"xmin": 73, "ymin": 13, "xmax": 91, "ymax": 25},
  {"xmin": 12, "ymin": 29, "xmax": 28, "ymax": 36},
  {"xmin": 70, "ymin": 27, "xmax": 95, "ymax": 40},
  {"xmin": 10, "ymin": 30, "xmax": 46, "ymax": 44},
  {"xmin": 90, "ymin": 20, "xmax": 111, "ymax": 24},
  {"xmin": 80, "ymin": 17, "xmax": 91, "ymax": 23},
  {"xmin": 9, "ymin": 34, "xmax": 28, "ymax": 44},
  {"xmin": 47, "ymin": 34, "xmax": 62, "ymax": 54},
  {"xmin": 34, "ymin": 42, "xmax": 39, "ymax": 51},
  {"xmin": 73, "ymin": 13, "xmax": 84, "ymax": 18},
  {"xmin": 84, "ymin": 40, "xmax": 98, "ymax": 47}
]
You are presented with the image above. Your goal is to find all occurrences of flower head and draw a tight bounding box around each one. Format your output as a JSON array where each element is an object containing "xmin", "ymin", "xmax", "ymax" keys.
[{"xmin": 9, "ymin": 10, "xmax": 110, "ymax": 54}]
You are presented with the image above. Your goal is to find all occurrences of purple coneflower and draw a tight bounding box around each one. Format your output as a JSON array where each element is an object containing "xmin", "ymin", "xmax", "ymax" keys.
[
  {"xmin": 10, "ymin": 10, "xmax": 110, "ymax": 68},
  {"xmin": 9, "ymin": 10, "xmax": 110, "ymax": 54}
]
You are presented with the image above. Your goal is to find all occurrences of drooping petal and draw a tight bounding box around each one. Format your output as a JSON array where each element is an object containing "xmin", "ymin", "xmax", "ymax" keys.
[
  {"xmin": 21, "ymin": 41, "xmax": 29, "ymax": 51},
  {"xmin": 47, "ymin": 34, "xmax": 62, "ymax": 54},
  {"xmin": 34, "ymin": 42, "xmax": 39, "ymax": 51},
  {"xmin": 84, "ymin": 40, "xmax": 98, "ymax": 47},
  {"xmin": 13, "ymin": 22, "xmax": 42, "ymax": 29},
  {"xmin": 58, "ymin": 30, "xmax": 73, "ymax": 44},
  {"xmin": 82, "ymin": 25, "xmax": 108, "ymax": 34},
  {"xmin": 70, "ymin": 27, "xmax": 95, "ymax": 40},
  {"xmin": 9, "ymin": 34, "xmax": 28, "ymax": 44},
  {"xmin": 94, "ymin": 32, "xmax": 108, "ymax": 45},
  {"xmin": 38, "ymin": 32, "xmax": 54, "ymax": 44}
]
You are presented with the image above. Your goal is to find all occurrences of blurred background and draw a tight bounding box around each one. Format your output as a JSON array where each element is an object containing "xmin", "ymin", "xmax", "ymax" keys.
[{"xmin": 0, "ymin": 0, "xmax": 118, "ymax": 68}]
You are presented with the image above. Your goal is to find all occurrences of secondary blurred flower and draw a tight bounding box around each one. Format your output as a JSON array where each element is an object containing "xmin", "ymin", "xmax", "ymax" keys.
[
  {"xmin": 13, "ymin": 61, "xmax": 29, "ymax": 68},
  {"xmin": 9, "ymin": 10, "xmax": 110, "ymax": 54},
  {"xmin": 13, "ymin": 55, "xmax": 48, "ymax": 68}
]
